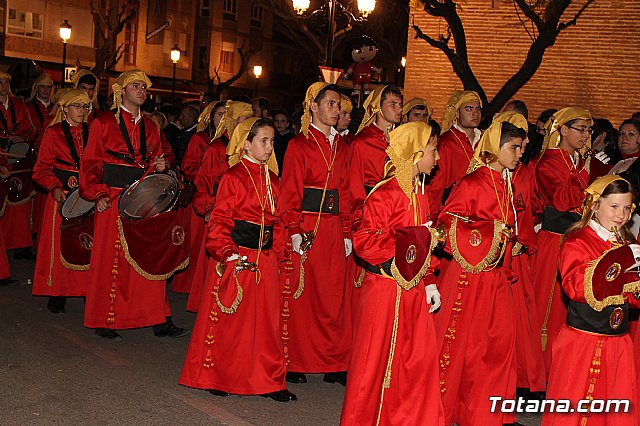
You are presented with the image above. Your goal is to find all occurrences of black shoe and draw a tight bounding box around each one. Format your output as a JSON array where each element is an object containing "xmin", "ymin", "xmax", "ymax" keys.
[
  {"xmin": 323, "ymin": 371, "xmax": 347, "ymax": 386},
  {"xmin": 47, "ymin": 304, "xmax": 66, "ymax": 314},
  {"xmin": 154, "ymin": 325, "xmax": 190, "ymax": 338},
  {"xmin": 0, "ymin": 278, "xmax": 18, "ymax": 286},
  {"xmin": 208, "ymin": 389, "xmax": 230, "ymax": 397},
  {"xmin": 95, "ymin": 328, "xmax": 122, "ymax": 341},
  {"xmin": 260, "ymin": 389, "xmax": 297, "ymax": 402},
  {"xmin": 285, "ymin": 372, "xmax": 307, "ymax": 384},
  {"xmin": 13, "ymin": 248, "xmax": 36, "ymax": 260}
]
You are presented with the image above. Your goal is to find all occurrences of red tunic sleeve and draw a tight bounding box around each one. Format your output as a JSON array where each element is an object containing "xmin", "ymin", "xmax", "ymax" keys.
[
  {"xmin": 205, "ymin": 170, "xmax": 239, "ymax": 262},
  {"xmin": 181, "ymin": 131, "xmax": 209, "ymax": 182},
  {"xmin": 192, "ymin": 138, "xmax": 228, "ymax": 216},
  {"xmin": 353, "ymin": 182, "xmax": 397, "ymax": 265},
  {"xmin": 33, "ymin": 125, "xmax": 64, "ymax": 192},
  {"xmin": 535, "ymin": 149, "xmax": 588, "ymax": 212},
  {"xmin": 280, "ymin": 135, "xmax": 306, "ymax": 236},
  {"xmin": 12, "ymin": 98, "xmax": 36, "ymax": 142},
  {"xmin": 80, "ymin": 116, "xmax": 110, "ymax": 201}
]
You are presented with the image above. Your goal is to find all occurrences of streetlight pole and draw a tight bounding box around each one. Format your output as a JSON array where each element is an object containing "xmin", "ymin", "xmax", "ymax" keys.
[
  {"xmin": 170, "ymin": 45, "xmax": 181, "ymax": 103},
  {"xmin": 59, "ymin": 20, "xmax": 72, "ymax": 87},
  {"xmin": 326, "ymin": 0, "xmax": 336, "ymax": 67}
]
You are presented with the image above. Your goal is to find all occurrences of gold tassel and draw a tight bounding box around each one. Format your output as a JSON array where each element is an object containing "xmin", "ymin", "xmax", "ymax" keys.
[
  {"xmin": 293, "ymin": 252, "xmax": 306, "ymax": 299},
  {"xmin": 47, "ymin": 200, "xmax": 58, "ymax": 287},
  {"xmin": 215, "ymin": 264, "xmax": 244, "ymax": 314},
  {"xmin": 354, "ymin": 267, "xmax": 366, "ymax": 288}
]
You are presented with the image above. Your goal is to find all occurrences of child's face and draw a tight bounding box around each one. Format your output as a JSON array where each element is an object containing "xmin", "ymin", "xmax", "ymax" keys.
[
  {"xmin": 560, "ymin": 119, "xmax": 591, "ymax": 152},
  {"xmin": 497, "ymin": 136, "xmax": 524, "ymax": 171},
  {"xmin": 593, "ymin": 192, "xmax": 634, "ymax": 231},
  {"xmin": 416, "ymin": 136, "xmax": 440, "ymax": 175}
]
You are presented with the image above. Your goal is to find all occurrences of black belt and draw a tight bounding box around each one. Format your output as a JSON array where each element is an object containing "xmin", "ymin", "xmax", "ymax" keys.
[
  {"xmin": 541, "ymin": 206, "xmax": 581, "ymax": 234},
  {"xmin": 364, "ymin": 184, "xmax": 375, "ymax": 195},
  {"xmin": 53, "ymin": 167, "xmax": 79, "ymax": 192},
  {"xmin": 102, "ymin": 163, "xmax": 146, "ymax": 188},
  {"xmin": 364, "ymin": 259, "xmax": 393, "ymax": 277},
  {"xmin": 231, "ymin": 220, "xmax": 274, "ymax": 250},
  {"xmin": 566, "ymin": 301, "xmax": 628, "ymax": 336},
  {"xmin": 301, "ymin": 187, "xmax": 339, "ymax": 214}
]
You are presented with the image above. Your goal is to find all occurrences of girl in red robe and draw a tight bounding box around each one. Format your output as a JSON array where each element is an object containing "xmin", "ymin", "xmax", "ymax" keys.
[
  {"xmin": 180, "ymin": 117, "xmax": 295, "ymax": 402},
  {"xmin": 435, "ymin": 113, "xmax": 528, "ymax": 425},
  {"xmin": 543, "ymin": 175, "xmax": 640, "ymax": 425},
  {"xmin": 532, "ymin": 107, "xmax": 593, "ymax": 373},
  {"xmin": 32, "ymin": 89, "xmax": 91, "ymax": 313},
  {"xmin": 341, "ymin": 121, "xmax": 444, "ymax": 425}
]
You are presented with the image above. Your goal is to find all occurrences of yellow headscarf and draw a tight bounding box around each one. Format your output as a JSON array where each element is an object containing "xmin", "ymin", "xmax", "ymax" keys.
[
  {"xmin": 340, "ymin": 94, "xmax": 353, "ymax": 113},
  {"xmin": 402, "ymin": 97, "xmax": 431, "ymax": 119},
  {"xmin": 226, "ymin": 117, "xmax": 279, "ymax": 175},
  {"xmin": 467, "ymin": 111, "xmax": 528, "ymax": 173},
  {"xmin": 72, "ymin": 69, "xmax": 99, "ymax": 104},
  {"xmin": 442, "ymin": 90, "xmax": 482, "ymax": 133},
  {"xmin": 583, "ymin": 175, "xmax": 631, "ymax": 219},
  {"xmin": 301, "ymin": 82, "xmax": 329, "ymax": 137},
  {"xmin": 30, "ymin": 74, "xmax": 53, "ymax": 101},
  {"xmin": 381, "ymin": 122, "xmax": 433, "ymax": 199},
  {"xmin": 0, "ymin": 71, "xmax": 13, "ymax": 96},
  {"xmin": 356, "ymin": 85, "xmax": 387, "ymax": 135},
  {"xmin": 111, "ymin": 69, "xmax": 152, "ymax": 123},
  {"xmin": 212, "ymin": 100, "xmax": 253, "ymax": 141},
  {"xmin": 197, "ymin": 102, "xmax": 216, "ymax": 132},
  {"xmin": 48, "ymin": 88, "xmax": 91, "ymax": 128},
  {"xmin": 542, "ymin": 106, "xmax": 593, "ymax": 151}
]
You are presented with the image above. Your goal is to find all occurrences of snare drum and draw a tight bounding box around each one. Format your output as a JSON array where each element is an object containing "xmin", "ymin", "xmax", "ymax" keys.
[
  {"xmin": 118, "ymin": 173, "xmax": 180, "ymax": 220},
  {"xmin": 60, "ymin": 188, "xmax": 95, "ymax": 230},
  {"xmin": 5, "ymin": 141, "xmax": 35, "ymax": 203},
  {"xmin": 59, "ymin": 188, "xmax": 95, "ymax": 269}
]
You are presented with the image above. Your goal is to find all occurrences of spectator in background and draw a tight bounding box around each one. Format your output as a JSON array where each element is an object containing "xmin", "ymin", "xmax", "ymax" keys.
[
  {"xmin": 521, "ymin": 107, "xmax": 557, "ymax": 164},
  {"xmin": 591, "ymin": 118, "xmax": 622, "ymax": 166},
  {"xmin": 273, "ymin": 108, "xmax": 293, "ymax": 176},
  {"xmin": 161, "ymin": 104, "xmax": 183, "ymax": 157},
  {"xmin": 172, "ymin": 105, "xmax": 199, "ymax": 164},
  {"xmin": 291, "ymin": 110, "xmax": 303, "ymax": 135},
  {"xmin": 504, "ymin": 99, "xmax": 540, "ymax": 164},
  {"xmin": 632, "ymin": 111, "xmax": 640, "ymax": 121},
  {"xmin": 336, "ymin": 94, "xmax": 353, "ymax": 140},
  {"xmin": 252, "ymin": 97, "xmax": 271, "ymax": 118}
]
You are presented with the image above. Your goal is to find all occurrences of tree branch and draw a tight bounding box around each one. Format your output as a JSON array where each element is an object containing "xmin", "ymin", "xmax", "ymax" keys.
[
  {"xmin": 513, "ymin": 0, "xmax": 544, "ymax": 30},
  {"xmin": 558, "ymin": 0, "xmax": 595, "ymax": 32}
]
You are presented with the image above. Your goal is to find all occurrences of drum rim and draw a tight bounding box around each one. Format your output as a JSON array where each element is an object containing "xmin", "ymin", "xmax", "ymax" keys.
[
  {"xmin": 118, "ymin": 172, "xmax": 180, "ymax": 220},
  {"xmin": 60, "ymin": 188, "xmax": 95, "ymax": 219}
]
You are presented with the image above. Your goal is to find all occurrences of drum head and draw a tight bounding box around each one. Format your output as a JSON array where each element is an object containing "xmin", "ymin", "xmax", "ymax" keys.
[
  {"xmin": 119, "ymin": 173, "xmax": 179, "ymax": 220},
  {"xmin": 61, "ymin": 189, "xmax": 95, "ymax": 219},
  {"xmin": 7, "ymin": 142, "xmax": 30, "ymax": 165}
]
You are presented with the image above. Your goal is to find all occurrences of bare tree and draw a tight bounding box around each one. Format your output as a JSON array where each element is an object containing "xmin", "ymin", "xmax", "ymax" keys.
[
  {"xmin": 89, "ymin": 0, "xmax": 138, "ymax": 76},
  {"xmin": 208, "ymin": 41, "xmax": 259, "ymax": 98},
  {"xmin": 412, "ymin": 0, "xmax": 595, "ymax": 116}
]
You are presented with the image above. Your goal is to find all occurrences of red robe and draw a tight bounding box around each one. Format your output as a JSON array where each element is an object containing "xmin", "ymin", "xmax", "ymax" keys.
[
  {"xmin": 341, "ymin": 177, "xmax": 444, "ymax": 426},
  {"xmin": 180, "ymin": 158, "xmax": 287, "ymax": 394},
  {"xmin": 170, "ymin": 131, "xmax": 213, "ymax": 294},
  {"xmin": 533, "ymin": 148, "xmax": 589, "ymax": 373},
  {"xmin": 280, "ymin": 126, "xmax": 352, "ymax": 373},
  {"xmin": 80, "ymin": 108, "xmax": 174, "ymax": 329},
  {"xmin": 0, "ymin": 96, "xmax": 36, "ymax": 250},
  {"xmin": 511, "ymin": 163, "xmax": 546, "ymax": 391},
  {"xmin": 0, "ymin": 154, "xmax": 10, "ymax": 279},
  {"xmin": 427, "ymin": 127, "xmax": 476, "ymax": 223},
  {"xmin": 184, "ymin": 136, "xmax": 229, "ymax": 309},
  {"xmin": 32, "ymin": 122, "xmax": 89, "ymax": 296},
  {"xmin": 25, "ymin": 98, "xmax": 54, "ymax": 138},
  {"xmin": 542, "ymin": 226, "xmax": 638, "ymax": 425},
  {"xmin": 435, "ymin": 166, "xmax": 517, "ymax": 426}
]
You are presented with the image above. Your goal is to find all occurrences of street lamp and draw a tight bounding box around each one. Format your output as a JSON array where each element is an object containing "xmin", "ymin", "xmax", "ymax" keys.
[
  {"xmin": 292, "ymin": 0, "xmax": 376, "ymax": 67},
  {"xmin": 253, "ymin": 65, "xmax": 263, "ymax": 97},
  {"xmin": 59, "ymin": 20, "xmax": 72, "ymax": 86},
  {"xmin": 170, "ymin": 45, "xmax": 181, "ymax": 102},
  {"xmin": 401, "ymin": 57, "xmax": 407, "ymax": 68}
]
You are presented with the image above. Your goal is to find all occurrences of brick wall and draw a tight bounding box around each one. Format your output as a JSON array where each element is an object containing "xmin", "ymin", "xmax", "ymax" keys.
[{"xmin": 405, "ymin": 0, "xmax": 640, "ymax": 127}]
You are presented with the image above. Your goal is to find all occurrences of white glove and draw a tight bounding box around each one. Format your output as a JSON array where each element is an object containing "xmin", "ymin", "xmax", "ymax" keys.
[
  {"xmin": 534, "ymin": 223, "xmax": 542, "ymax": 233},
  {"xmin": 425, "ymin": 284, "xmax": 441, "ymax": 313},
  {"xmin": 421, "ymin": 220, "xmax": 433, "ymax": 228},
  {"xmin": 344, "ymin": 239, "xmax": 353, "ymax": 257},
  {"xmin": 629, "ymin": 244, "xmax": 640, "ymax": 261},
  {"xmin": 225, "ymin": 253, "xmax": 239, "ymax": 263},
  {"xmin": 291, "ymin": 234, "xmax": 303, "ymax": 255},
  {"xmin": 594, "ymin": 151, "xmax": 610, "ymax": 165}
]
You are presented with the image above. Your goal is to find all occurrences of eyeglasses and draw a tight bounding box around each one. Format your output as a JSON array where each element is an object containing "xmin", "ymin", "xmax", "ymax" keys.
[
  {"xmin": 567, "ymin": 125, "xmax": 594, "ymax": 135},
  {"xmin": 68, "ymin": 104, "xmax": 91, "ymax": 110}
]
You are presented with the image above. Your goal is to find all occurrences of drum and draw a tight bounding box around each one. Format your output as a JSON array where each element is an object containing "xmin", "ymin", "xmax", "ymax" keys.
[
  {"xmin": 59, "ymin": 189, "xmax": 95, "ymax": 269},
  {"xmin": 60, "ymin": 188, "xmax": 95, "ymax": 230},
  {"xmin": 118, "ymin": 173, "xmax": 180, "ymax": 220},
  {"xmin": 5, "ymin": 141, "xmax": 35, "ymax": 203}
]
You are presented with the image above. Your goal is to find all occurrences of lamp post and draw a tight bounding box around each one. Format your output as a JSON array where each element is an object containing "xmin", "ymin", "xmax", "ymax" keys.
[
  {"xmin": 253, "ymin": 65, "xmax": 263, "ymax": 98},
  {"xmin": 292, "ymin": 0, "xmax": 376, "ymax": 67},
  {"xmin": 170, "ymin": 45, "xmax": 181, "ymax": 102},
  {"xmin": 59, "ymin": 20, "xmax": 72, "ymax": 86}
]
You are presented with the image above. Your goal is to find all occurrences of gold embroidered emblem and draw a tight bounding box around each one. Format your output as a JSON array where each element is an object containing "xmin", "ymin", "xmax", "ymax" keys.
[
  {"xmin": 79, "ymin": 233, "xmax": 93, "ymax": 250},
  {"xmin": 605, "ymin": 263, "xmax": 621, "ymax": 282},
  {"xmin": 9, "ymin": 176, "xmax": 22, "ymax": 192},
  {"xmin": 171, "ymin": 225, "xmax": 185, "ymax": 246},
  {"xmin": 67, "ymin": 176, "xmax": 78, "ymax": 189},
  {"xmin": 326, "ymin": 194, "xmax": 335, "ymax": 211},
  {"xmin": 469, "ymin": 229, "xmax": 482, "ymax": 247},
  {"xmin": 609, "ymin": 307, "xmax": 624, "ymax": 330},
  {"xmin": 406, "ymin": 244, "xmax": 417, "ymax": 264}
]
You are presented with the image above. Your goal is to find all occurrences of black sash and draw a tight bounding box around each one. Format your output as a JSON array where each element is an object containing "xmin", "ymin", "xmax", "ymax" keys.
[
  {"xmin": 231, "ymin": 220, "xmax": 274, "ymax": 250},
  {"xmin": 102, "ymin": 163, "xmax": 145, "ymax": 188},
  {"xmin": 61, "ymin": 121, "xmax": 89, "ymax": 168},
  {"xmin": 53, "ymin": 167, "xmax": 79, "ymax": 191},
  {"xmin": 365, "ymin": 259, "xmax": 393, "ymax": 277},
  {"xmin": 301, "ymin": 187, "xmax": 339, "ymax": 214},
  {"xmin": 566, "ymin": 301, "xmax": 628, "ymax": 336},
  {"xmin": 541, "ymin": 206, "xmax": 581, "ymax": 234},
  {"xmin": 30, "ymin": 99, "xmax": 45, "ymax": 124},
  {"xmin": 0, "ymin": 99, "xmax": 17, "ymax": 135},
  {"xmin": 118, "ymin": 115, "xmax": 147, "ymax": 163}
]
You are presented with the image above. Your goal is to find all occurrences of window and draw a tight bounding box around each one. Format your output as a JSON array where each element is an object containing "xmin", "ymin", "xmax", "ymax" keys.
[
  {"xmin": 250, "ymin": 3, "xmax": 263, "ymax": 28},
  {"xmin": 199, "ymin": 0, "xmax": 209, "ymax": 17},
  {"xmin": 124, "ymin": 19, "xmax": 137, "ymax": 65},
  {"xmin": 7, "ymin": 8, "xmax": 43, "ymax": 39},
  {"xmin": 219, "ymin": 48, "xmax": 234, "ymax": 73},
  {"xmin": 223, "ymin": 0, "xmax": 236, "ymax": 21}
]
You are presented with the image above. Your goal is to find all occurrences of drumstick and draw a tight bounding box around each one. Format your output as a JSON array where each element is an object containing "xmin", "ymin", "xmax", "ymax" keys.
[
  {"xmin": 107, "ymin": 154, "xmax": 165, "ymax": 204},
  {"xmin": 68, "ymin": 194, "xmax": 80, "ymax": 213},
  {"xmin": 0, "ymin": 152, "xmax": 25, "ymax": 159}
]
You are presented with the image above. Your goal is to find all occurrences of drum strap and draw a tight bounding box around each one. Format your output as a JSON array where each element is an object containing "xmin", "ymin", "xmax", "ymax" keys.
[
  {"xmin": 0, "ymin": 99, "xmax": 17, "ymax": 134},
  {"xmin": 61, "ymin": 121, "xmax": 89, "ymax": 168},
  {"xmin": 30, "ymin": 99, "xmax": 44, "ymax": 124},
  {"xmin": 118, "ymin": 116, "xmax": 147, "ymax": 163}
]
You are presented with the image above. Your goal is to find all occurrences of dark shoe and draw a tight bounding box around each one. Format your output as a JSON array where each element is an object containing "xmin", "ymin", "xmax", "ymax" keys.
[
  {"xmin": 47, "ymin": 305, "xmax": 66, "ymax": 314},
  {"xmin": 260, "ymin": 389, "xmax": 297, "ymax": 402},
  {"xmin": 95, "ymin": 328, "xmax": 122, "ymax": 341},
  {"xmin": 154, "ymin": 325, "xmax": 190, "ymax": 338},
  {"xmin": 285, "ymin": 372, "xmax": 307, "ymax": 384},
  {"xmin": 208, "ymin": 389, "xmax": 230, "ymax": 397},
  {"xmin": 0, "ymin": 278, "xmax": 18, "ymax": 286},
  {"xmin": 13, "ymin": 248, "xmax": 36, "ymax": 260},
  {"xmin": 323, "ymin": 371, "xmax": 347, "ymax": 386}
]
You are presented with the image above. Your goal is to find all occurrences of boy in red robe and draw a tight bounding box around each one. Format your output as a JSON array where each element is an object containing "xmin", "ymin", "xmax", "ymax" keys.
[{"xmin": 26, "ymin": 73, "xmax": 54, "ymax": 139}]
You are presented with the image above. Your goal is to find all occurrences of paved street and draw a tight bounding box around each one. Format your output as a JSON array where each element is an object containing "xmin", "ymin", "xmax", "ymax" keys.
[{"xmin": 1, "ymin": 255, "xmax": 541, "ymax": 425}]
